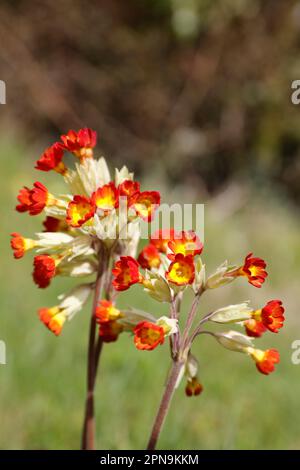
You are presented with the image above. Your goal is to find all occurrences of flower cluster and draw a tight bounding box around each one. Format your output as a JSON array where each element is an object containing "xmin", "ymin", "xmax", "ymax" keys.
[
  {"xmin": 11, "ymin": 128, "xmax": 160, "ymax": 336},
  {"xmin": 110, "ymin": 228, "xmax": 284, "ymax": 395}
]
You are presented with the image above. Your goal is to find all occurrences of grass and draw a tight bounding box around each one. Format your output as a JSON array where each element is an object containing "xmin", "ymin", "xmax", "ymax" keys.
[{"xmin": 0, "ymin": 138, "xmax": 300, "ymax": 449}]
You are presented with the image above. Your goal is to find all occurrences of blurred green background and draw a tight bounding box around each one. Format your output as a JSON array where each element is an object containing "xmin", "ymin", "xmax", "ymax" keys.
[{"xmin": 0, "ymin": 0, "xmax": 300, "ymax": 450}]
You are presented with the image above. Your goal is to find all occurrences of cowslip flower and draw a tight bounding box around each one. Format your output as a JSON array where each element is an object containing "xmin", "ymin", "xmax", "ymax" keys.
[
  {"xmin": 112, "ymin": 256, "xmax": 143, "ymax": 291},
  {"xmin": 33, "ymin": 254, "xmax": 63, "ymax": 288},
  {"xmin": 43, "ymin": 216, "xmax": 69, "ymax": 233},
  {"xmin": 168, "ymin": 230, "xmax": 203, "ymax": 260},
  {"xmin": 66, "ymin": 195, "xmax": 96, "ymax": 228},
  {"xmin": 138, "ymin": 244, "xmax": 161, "ymax": 270},
  {"xmin": 99, "ymin": 321, "xmax": 124, "ymax": 343},
  {"xmin": 61, "ymin": 127, "xmax": 97, "ymax": 160},
  {"xmin": 248, "ymin": 348, "xmax": 280, "ymax": 375},
  {"xmin": 134, "ymin": 317, "xmax": 178, "ymax": 351},
  {"xmin": 185, "ymin": 378, "xmax": 203, "ymax": 397},
  {"xmin": 244, "ymin": 300, "xmax": 285, "ymax": 336},
  {"xmin": 244, "ymin": 319, "xmax": 267, "ymax": 337},
  {"xmin": 35, "ymin": 142, "xmax": 67, "ymax": 175},
  {"xmin": 131, "ymin": 191, "xmax": 161, "ymax": 221},
  {"xmin": 91, "ymin": 182, "xmax": 119, "ymax": 212},
  {"xmin": 166, "ymin": 253, "xmax": 195, "ymax": 286},
  {"xmin": 228, "ymin": 253, "xmax": 268, "ymax": 288},
  {"xmin": 16, "ymin": 182, "xmax": 63, "ymax": 216},
  {"xmin": 38, "ymin": 284, "xmax": 92, "ymax": 335},
  {"xmin": 10, "ymin": 232, "xmax": 37, "ymax": 259},
  {"xmin": 95, "ymin": 300, "xmax": 122, "ymax": 323},
  {"xmin": 118, "ymin": 180, "xmax": 140, "ymax": 205}
]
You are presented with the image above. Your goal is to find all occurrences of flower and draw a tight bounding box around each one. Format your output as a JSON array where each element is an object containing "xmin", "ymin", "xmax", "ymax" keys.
[
  {"xmin": 244, "ymin": 319, "xmax": 267, "ymax": 338},
  {"xmin": 33, "ymin": 254, "xmax": 62, "ymax": 288},
  {"xmin": 112, "ymin": 256, "xmax": 142, "ymax": 291},
  {"xmin": 131, "ymin": 191, "xmax": 160, "ymax": 221},
  {"xmin": 39, "ymin": 307, "xmax": 66, "ymax": 336},
  {"xmin": 138, "ymin": 244, "xmax": 161, "ymax": 269},
  {"xmin": 134, "ymin": 321, "xmax": 165, "ymax": 350},
  {"xmin": 35, "ymin": 143, "xmax": 67, "ymax": 175},
  {"xmin": 10, "ymin": 232, "xmax": 36, "ymax": 259},
  {"xmin": 66, "ymin": 195, "xmax": 96, "ymax": 228},
  {"xmin": 95, "ymin": 300, "xmax": 122, "ymax": 323},
  {"xmin": 118, "ymin": 180, "xmax": 140, "ymax": 205},
  {"xmin": 168, "ymin": 230, "xmax": 203, "ymax": 260},
  {"xmin": 237, "ymin": 253, "xmax": 268, "ymax": 288},
  {"xmin": 185, "ymin": 378, "xmax": 203, "ymax": 397},
  {"xmin": 61, "ymin": 128, "xmax": 97, "ymax": 159},
  {"xmin": 38, "ymin": 284, "xmax": 92, "ymax": 335},
  {"xmin": 99, "ymin": 321, "xmax": 123, "ymax": 342},
  {"xmin": 150, "ymin": 229, "xmax": 176, "ymax": 253},
  {"xmin": 166, "ymin": 254, "xmax": 195, "ymax": 286},
  {"xmin": 261, "ymin": 300, "xmax": 285, "ymax": 333},
  {"xmin": 91, "ymin": 182, "xmax": 119, "ymax": 212},
  {"xmin": 16, "ymin": 182, "xmax": 58, "ymax": 216},
  {"xmin": 249, "ymin": 348, "xmax": 280, "ymax": 375}
]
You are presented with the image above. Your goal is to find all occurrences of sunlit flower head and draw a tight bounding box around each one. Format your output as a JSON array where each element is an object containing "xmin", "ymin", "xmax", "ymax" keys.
[
  {"xmin": 168, "ymin": 230, "xmax": 203, "ymax": 260},
  {"xmin": 91, "ymin": 182, "xmax": 119, "ymax": 212},
  {"xmin": 134, "ymin": 321, "xmax": 165, "ymax": 351},
  {"xmin": 61, "ymin": 128, "xmax": 97, "ymax": 159},
  {"xmin": 112, "ymin": 256, "xmax": 142, "ymax": 291},
  {"xmin": 240, "ymin": 253, "xmax": 268, "ymax": 288},
  {"xmin": 131, "ymin": 191, "xmax": 160, "ymax": 221},
  {"xmin": 66, "ymin": 195, "xmax": 96, "ymax": 228},
  {"xmin": 261, "ymin": 300, "xmax": 285, "ymax": 333}
]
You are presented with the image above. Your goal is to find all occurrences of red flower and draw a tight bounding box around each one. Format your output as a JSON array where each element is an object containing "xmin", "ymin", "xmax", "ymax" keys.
[
  {"xmin": 33, "ymin": 255, "xmax": 59, "ymax": 288},
  {"xmin": 240, "ymin": 253, "xmax": 268, "ymax": 288},
  {"xmin": 244, "ymin": 319, "xmax": 267, "ymax": 338},
  {"xmin": 166, "ymin": 254, "xmax": 195, "ymax": 286},
  {"xmin": 61, "ymin": 128, "xmax": 97, "ymax": 159},
  {"xmin": 131, "ymin": 191, "xmax": 160, "ymax": 221},
  {"xmin": 134, "ymin": 321, "xmax": 165, "ymax": 351},
  {"xmin": 66, "ymin": 195, "xmax": 96, "ymax": 227},
  {"xmin": 261, "ymin": 300, "xmax": 285, "ymax": 333},
  {"xmin": 91, "ymin": 182, "xmax": 119, "ymax": 212},
  {"xmin": 95, "ymin": 300, "xmax": 121, "ymax": 323},
  {"xmin": 10, "ymin": 232, "xmax": 36, "ymax": 259},
  {"xmin": 35, "ymin": 143, "xmax": 66, "ymax": 175},
  {"xmin": 99, "ymin": 321, "xmax": 123, "ymax": 342},
  {"xmin": 150, "ymin": 229, "xmax": 176, "ymax": 254},
  {"xmin": 168, "ymin": 230, "xmax": 203, "ymax": 260},
  {"xmin": 185, "ymin": 378, "xmax": 203, "ymax": 397},
  {"xmin": 118, "ymin": 180, "xmax": 140, "ymax": 206},
  {"xmin": 112, "ymin": 256, "xmax": 142, "ymax": 291},
  {"xmin": 138, "ymin": 244, "xmax": 161, "ymax": 270},
  {"xmin": 16, "ymin": 182, "xmax": 53, "ymax": 216},
  {"xmin": 250, "ymin": 348, "xmax": 280, "ymax": 375}
]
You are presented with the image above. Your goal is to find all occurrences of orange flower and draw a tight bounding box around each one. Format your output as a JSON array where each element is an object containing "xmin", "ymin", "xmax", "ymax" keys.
[
  {"xmin": 168, "ymin": 230, "xmax": 203, "ymax": 260},
  {"xmin": 38, "ymin": 306, "xmax": 66, "ymax": 336},
  {"xmin": 61, "ymin": 128, "xmax": 97, "ymax": 159},
  {"xmin": 250, "ymin": 348, "xmax": 280, "ymax": 375},
  {"xmin": 10, "ymin": 232, "xmax": 36, "ymax": 259},
  {"xmin": 166, "ymin": 254, "xmax": 195, "ymax": 286},
  {"xmin": 150, "ymin": 229, "xmax": 176, "ymax": 253},
  {"xmin": 66, "ymin": 195, "xmax": 96, "ymax": 227},
  {"xmin": 112, "ymin": 256, "xmax": 142, "ymax": 291},
  {"xmin": 33, "ymin": 254, "xmax": 61, "ymax": 288},
  {"xmin": 185, "ymin": 378, "xmax": 203, "ymax": 397},
  {"xmin": 131, "ymin": 191, "xmax": 160, "ymax": 221},
  {"xmin": 43, "ymin": 216, "xmax": 69, "ymax": 233},
  {"xmin": 118, "ymin": 180, "xmax": 140, "ymax": 206},
  {"xmin": 138, "ymin": 244, "xmax": 161, "ymax": 270},
  {"xmin": 16, "ymin": 186, "xmax": 32, "ymax": 213},
  {"xmin": 240, "ymin": 253, "xmax": 268, "ymax": 288},
  {"xmin": 134, "ymin": 321, "xmax": 165, "ymax": 351},
  {"xmin": 244, "ymin": 319, "xmax": 267, "ymax": 338},
  {"xmin": 91, "ymin": 182, "xmax": 119, "ymax": 212},
  {"xmin": 99, "ymin": 321, "xmax": 123, "ymax": 342},
  {"xmin": 35, "ymin": 143, "xmax": 67, "ymax": 175},
  {"xmin": 261, "ymin": 300, "xmax": 285, "ymax": 333},
  {"xmin": 16, "ymin": 182, "xmax": 57, "ymax": 216},
  {"xmin": 95, "ymin": 300, "xmax": 122, "ymax": 323}
]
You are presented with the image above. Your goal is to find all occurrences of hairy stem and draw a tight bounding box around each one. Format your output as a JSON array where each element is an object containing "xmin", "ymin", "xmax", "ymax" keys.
[
  {"xmin": 147, "ymin": 359, "xmax": 184, "ymax": 450},
  {"xmin": 81, "ymin": 247, "xmax": 109, "ymax": 450}
]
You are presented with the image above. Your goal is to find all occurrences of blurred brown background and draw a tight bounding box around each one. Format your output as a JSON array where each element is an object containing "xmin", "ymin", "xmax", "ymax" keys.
[{"xmin": 1, "ymin": 0, "xmax": 300, "ymax": 206}]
